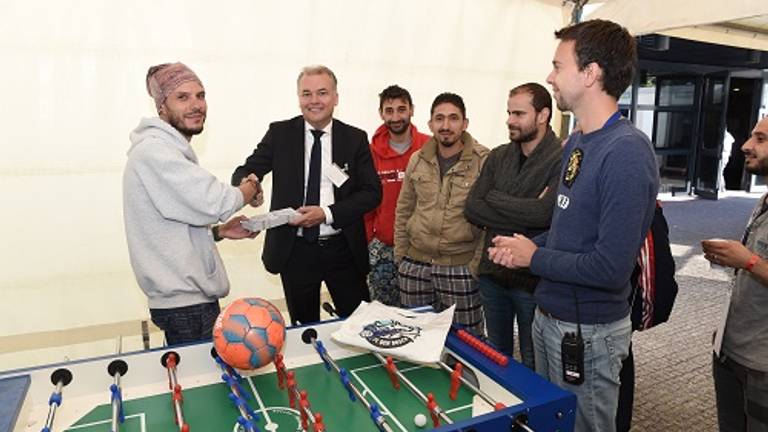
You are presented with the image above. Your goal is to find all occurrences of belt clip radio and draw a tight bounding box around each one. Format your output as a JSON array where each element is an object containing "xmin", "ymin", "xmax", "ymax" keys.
[{"xmin": 561, "ymin": 331, "xmax": 584, "ymax": 385}]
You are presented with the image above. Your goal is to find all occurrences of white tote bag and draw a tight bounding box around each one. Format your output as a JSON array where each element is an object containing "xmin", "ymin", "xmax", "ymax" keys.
[{"xmin": 331, "ymin": 301, "xmax": 455, "ymax": 364}]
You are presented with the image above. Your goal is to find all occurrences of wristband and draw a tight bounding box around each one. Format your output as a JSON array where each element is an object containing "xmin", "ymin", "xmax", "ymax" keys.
[
  {"xmin": 212, "ymin": 225, "xmax": 223, "ymax": 242},
  {"xmin": 746, "ymin": 254, "xmax": 760, "ymax": 272}
]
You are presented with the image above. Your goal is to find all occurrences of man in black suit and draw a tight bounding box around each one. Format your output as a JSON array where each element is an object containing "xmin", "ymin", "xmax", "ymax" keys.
[{"xmin": 232, "ymin": 65, "xmax": 381, "ymax": 325}]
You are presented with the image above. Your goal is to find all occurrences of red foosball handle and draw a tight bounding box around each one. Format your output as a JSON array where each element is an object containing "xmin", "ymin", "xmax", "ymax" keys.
[{"xmin": 456, "ymin": 330, "xmax": 509, "ymax": 366}]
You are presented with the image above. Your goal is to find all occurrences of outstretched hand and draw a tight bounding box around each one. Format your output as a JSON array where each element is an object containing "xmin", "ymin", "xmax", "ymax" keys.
[
  {"xmin": 218, "ymin": 215, "xmax": 260, "ymax": 240},
  {"xmin": 289, "ymin": 206, "xmax": 326, "ymax": 228}
]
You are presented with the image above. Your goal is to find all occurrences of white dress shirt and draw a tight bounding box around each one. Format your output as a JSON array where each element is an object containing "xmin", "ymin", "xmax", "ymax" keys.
[{"xmin": 301, "ymin": 120, "xmax": 340, "ymax": 237}]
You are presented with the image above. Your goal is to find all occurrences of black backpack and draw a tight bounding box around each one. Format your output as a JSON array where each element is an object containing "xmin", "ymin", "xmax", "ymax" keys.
[{"xmin": 630, "ymin": 202, "xmax": 678, "ymax": 331}]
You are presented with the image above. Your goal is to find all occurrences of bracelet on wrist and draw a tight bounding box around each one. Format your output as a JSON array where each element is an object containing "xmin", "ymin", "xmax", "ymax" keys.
[
  {"xmin": 746, "ymin": 254, "xmax": 760, "ymax": 272},
  {"xmin": 212, "ymin": 225, "xmax": 223, "ymax": 242}
]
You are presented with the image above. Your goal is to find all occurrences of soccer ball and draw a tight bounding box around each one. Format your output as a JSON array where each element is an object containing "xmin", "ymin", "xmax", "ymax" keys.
[{"xmin": 213, "ymin": 297, "xmax": 286, "ymax": 370}]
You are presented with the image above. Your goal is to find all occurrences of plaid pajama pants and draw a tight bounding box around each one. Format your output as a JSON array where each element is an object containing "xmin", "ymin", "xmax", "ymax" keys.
[
  {"xmin": 397, "ymin": 256, "xmax": 485, "ymax": 336},
  {"xmin": 368, "ymin": 239, "xmax": 402, "ymax": 307}
]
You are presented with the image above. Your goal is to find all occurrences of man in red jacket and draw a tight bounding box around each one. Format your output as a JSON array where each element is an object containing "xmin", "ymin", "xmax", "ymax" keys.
[{"xmin": 365, "ymin": 85, "xmax": 430, "ymax": 306}]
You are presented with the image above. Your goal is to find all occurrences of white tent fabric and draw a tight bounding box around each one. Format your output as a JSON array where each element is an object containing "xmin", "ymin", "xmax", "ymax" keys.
[
  {"xmin": 585, "ymin": 0, "xmax": 768, "ymax": 50},
  {"xmin": 586, "ymin": 0, "xmax": 768, "ymax": 35},
  {"xmin": 660, "ymin": 25, "xmax": 768, "ymax": 52}
]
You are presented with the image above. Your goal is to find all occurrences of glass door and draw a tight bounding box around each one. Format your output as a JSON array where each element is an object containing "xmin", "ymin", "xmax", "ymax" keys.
[
  {"xmin": 650, "ymin": 75, "xmax": 701, "ymax": 194},
  {"xmin": 693, "ymin": 72, "xmax": 730, "ymax": 199}
]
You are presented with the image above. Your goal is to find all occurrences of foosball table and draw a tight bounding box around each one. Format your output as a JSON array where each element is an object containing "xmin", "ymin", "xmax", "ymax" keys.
[{"xmin": 0, "ymin": 318, "xmax": 576, "ymax": 432}]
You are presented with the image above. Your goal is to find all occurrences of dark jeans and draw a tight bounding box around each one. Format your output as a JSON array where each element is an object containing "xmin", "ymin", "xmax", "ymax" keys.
[
  {"xmin": 150, "ymin": 301, "xmax": 220, "ymax": 346},
  {"xmin": 478, "ymin": 275, "xmax": 536, "ymax": 369},
  {"xmin": 713, "ymin": 353, "xmax": 768, "ymax": 432}
]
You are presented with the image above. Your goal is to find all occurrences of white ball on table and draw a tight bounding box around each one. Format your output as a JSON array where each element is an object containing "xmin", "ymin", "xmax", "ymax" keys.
[{"xmin": 414, "ymin": 413, "xmax": 427, "ymax": 428}]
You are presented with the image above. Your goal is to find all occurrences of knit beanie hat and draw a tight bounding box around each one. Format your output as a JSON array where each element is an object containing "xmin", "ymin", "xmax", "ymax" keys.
[{"xmin": 145, "ymin": 62, "xmax": 203, "ymax": 109}]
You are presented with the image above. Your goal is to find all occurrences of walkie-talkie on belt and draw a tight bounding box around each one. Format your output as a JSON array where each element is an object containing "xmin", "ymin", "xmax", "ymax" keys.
[
  {"xmin": 561, "ymin": 331, "xmax": 584, "ymax": 385},
  {"xmin": 562, "ymin": 286, "xmax": 585, "ymax": 386}
]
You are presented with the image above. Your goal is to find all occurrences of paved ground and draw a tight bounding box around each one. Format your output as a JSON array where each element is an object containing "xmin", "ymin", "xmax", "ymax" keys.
[{"xmin": 630, "ymin": 192, "xmax": 761, "ymax": 431}]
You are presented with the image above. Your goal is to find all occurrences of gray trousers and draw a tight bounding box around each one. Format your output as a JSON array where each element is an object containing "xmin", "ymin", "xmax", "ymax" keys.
[{"xmin": 713, "ymin": 353, "xmax": 768, "ymax": 432}]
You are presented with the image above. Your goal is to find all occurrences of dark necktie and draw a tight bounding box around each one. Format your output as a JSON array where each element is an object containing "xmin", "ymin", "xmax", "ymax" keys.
[{"xmin": 304, "ymin": 129, "xmax": 323, "ymax": 242}]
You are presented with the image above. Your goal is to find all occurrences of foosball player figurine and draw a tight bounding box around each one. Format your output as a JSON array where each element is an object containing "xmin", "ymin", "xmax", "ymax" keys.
[
  {"xmin": 107, "ymin": 360, "xmax": 128, "ymax": 432},
  {"xmin": 274, "ymin": 353, "xmax": 286, "ymax": 389},
  {"xmin": 286, "ymin": 371, "xmax": 297, "ymax": 409},
  {"xmin": 385, "ymin": 356, "xmax": 400, "ymax": 390},
  {"xmin": 449, "ymin": 362, "xmax": 462, "ymax": 400},
  {"xmin": 313, "ymin": 413, "xmax": 325, "ymax": 432},
  {"xmin": 41, "ymin": 368, "xmax": 73, "ymax": 432},
  {"xmin": 299, "ymin": 393, "xmax": 310, "ymax": 431},
  {"xmin": 426, "ymin": 392, "xmax": 440, "ymax": 428}
]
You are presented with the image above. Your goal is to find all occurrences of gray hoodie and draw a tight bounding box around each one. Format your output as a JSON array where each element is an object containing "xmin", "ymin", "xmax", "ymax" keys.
[{"xmin": 123, "ymin": 117, "xmax": 244, "ymax": 309}]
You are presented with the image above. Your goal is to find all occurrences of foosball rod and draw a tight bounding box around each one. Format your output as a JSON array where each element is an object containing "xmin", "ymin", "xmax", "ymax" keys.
[
  {"xmin": 107, "ymin": 360, "xmax": 128, "ymax": 432},
  {"xmin": 301, "ymin": 328, "xmax": 394, "ymax": 432},
  {"xmin": 161, "ymin": 352, "xmax": 189, "ymax": 432},
  {"xmin": 210, "ymin": 349, "xmax": 259, "ymax": 432},
  {"xmin": 370, "ymin": 351, "xmax": 453, "ymax": 426},
  {"xmin": 41, "ymin": 368, "xmax": 73, "ymax": 432}
]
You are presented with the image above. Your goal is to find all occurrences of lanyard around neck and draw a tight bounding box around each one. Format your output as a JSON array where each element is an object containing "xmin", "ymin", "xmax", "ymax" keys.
[{"xmin": 602, "ymin": 111, "xmax": 622, "ymax": 129}]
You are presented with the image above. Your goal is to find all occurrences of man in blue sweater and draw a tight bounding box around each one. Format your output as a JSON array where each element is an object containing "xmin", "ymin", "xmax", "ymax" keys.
[{"xmin": 489, "ymin": 20, "xmax": 659, "ymax": 432}]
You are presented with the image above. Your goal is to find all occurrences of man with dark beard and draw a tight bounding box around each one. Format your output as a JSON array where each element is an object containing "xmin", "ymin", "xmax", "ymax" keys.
[
  {"xmin": 464, "ymin": 83, "xmax": 562, "ymax": 369},
  {"xmin": 394, "ymin": 93, "xmax": 489, "ymax": 335},
  {"xmin": 703, "ymin": 116, "xmax": 768, "ymax": 432},
  {"xmin": 365, "ymin": 85, "xmax": 430, "ymax": 306},
  {"xmin": 123, "ymin": 62, "xmax": 262, "ymax": 345}
]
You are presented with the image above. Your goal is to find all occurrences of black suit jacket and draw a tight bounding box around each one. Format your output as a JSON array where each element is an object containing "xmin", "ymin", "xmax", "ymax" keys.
[{"xmin": 232, "ymin": 116, "xmax": 382, "ymax": 275}]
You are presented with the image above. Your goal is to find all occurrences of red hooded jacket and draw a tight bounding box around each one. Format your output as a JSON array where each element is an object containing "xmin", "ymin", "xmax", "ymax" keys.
[{"xmin": 365, "ymin": 123, "xmax": 430, "ymax": 245}]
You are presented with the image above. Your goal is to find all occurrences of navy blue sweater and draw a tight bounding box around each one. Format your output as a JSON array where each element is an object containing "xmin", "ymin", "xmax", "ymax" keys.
[{"xmin": 531, "ymin": 118, "xmax": 659, "ymax": 324}]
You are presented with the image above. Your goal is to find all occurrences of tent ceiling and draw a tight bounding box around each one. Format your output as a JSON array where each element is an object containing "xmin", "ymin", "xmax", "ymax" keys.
[
  {"xmin": 585, "ymin": 1, "xmax": 768, "ymax": 51},
  {"xmin": 725, "ymin": 15, "xmax": 768, "ymax": 34}
]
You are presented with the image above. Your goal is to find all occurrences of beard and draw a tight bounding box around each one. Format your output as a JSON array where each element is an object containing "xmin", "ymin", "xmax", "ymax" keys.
[
  {"xmin": 168, "ymin": 110, "xmax": 205, "ymax": 137},
  {"xmin": 509, "ymin": 123, "xmax": 538, "ymax": 144},
  {"xmin": 437, "ymin": 130, "xmax": 460, "ymax": 148},
  {"xmin": 745, "ymin": 155, "xmax": 768, "ymax": 176},
  {"xmin": 386, "ymin": 120, "xmax": 410, "ymax": 135}
]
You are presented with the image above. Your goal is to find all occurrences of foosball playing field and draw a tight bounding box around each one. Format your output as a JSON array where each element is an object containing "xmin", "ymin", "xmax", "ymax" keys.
[
  {"xmin": 1, "ymin": 315, "xmax": 576, "ymax": 432},
  {"xmin": 67, "ymin": 350, "xmax": 480, "ymax": 432}
]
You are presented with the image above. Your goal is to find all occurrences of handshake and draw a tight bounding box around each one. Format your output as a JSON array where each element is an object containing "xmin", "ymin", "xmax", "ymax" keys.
[{"xmin": 238, "ymin": 173, "xmax": 264, "ymax": 208}]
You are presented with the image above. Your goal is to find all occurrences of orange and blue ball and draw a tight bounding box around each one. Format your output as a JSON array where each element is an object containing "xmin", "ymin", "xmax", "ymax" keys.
[{"xmin": 213, "ymin": 297, "xmax": 286, "ymax": 370}]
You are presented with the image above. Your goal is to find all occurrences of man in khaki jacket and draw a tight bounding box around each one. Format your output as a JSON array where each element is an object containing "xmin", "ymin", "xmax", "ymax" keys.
[{"xmin": 394, "ymin": 92, "xmax": 489, "ymax": 335}]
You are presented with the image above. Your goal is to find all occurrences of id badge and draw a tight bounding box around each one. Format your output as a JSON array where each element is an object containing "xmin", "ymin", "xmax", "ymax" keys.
[{"xmin": 328, "ymin": 162, "xmax": 349, "ymax": 187}]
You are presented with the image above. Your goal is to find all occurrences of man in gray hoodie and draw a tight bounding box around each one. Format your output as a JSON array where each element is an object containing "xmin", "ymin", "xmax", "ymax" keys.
[{"xmin": 123, "ymin": 62, "xmax": 262, "ymax": 346}]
